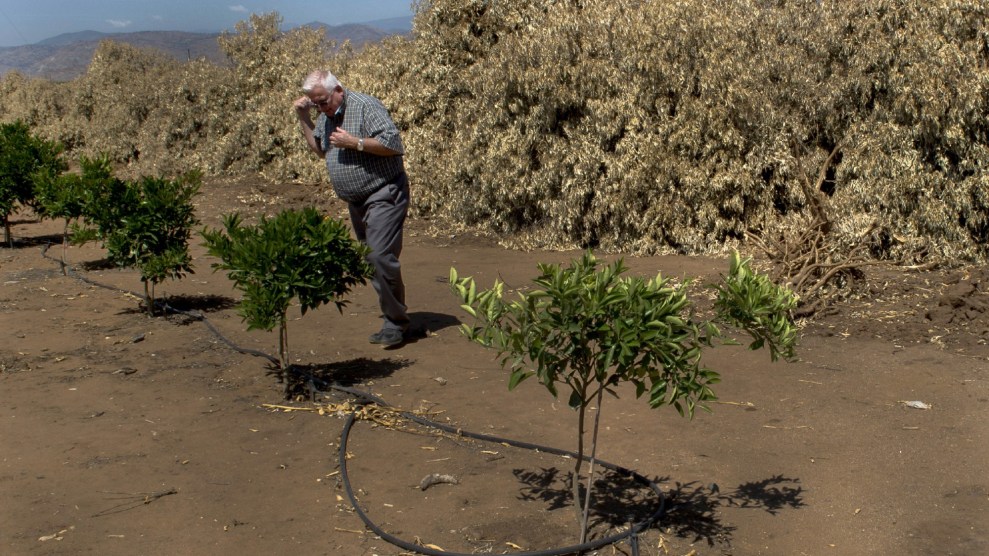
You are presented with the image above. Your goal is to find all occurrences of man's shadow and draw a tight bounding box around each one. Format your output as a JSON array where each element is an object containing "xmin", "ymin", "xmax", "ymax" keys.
[
  {"xmin": 380, "ymin": 310, "xmax": 462, "ymax": 349},
  {"xmin": 411, "ymin": 310, "xmax": 462, "ymax": 334}
]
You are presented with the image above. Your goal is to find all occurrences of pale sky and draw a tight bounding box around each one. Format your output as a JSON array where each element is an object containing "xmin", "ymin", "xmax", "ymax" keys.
[{"xmin": 0, "ymin": 0, "xmax": 415, "ymax": 47}]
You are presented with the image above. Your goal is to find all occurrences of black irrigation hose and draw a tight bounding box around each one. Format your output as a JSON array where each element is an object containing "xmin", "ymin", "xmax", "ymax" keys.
[
  {"xmin": 338, "ymin": 411, "xmax": 663, "ymax": 556},
  {"xmin": 40, "ymin": 245, "xmax": 666, "ymax": 555},
  {"xmin": 41, "ymin": 244, "xmax": 280, "ymax": 366},
  {"xmin": 299, "ymin": 368, "xmax": 668, "ymax": 554}
]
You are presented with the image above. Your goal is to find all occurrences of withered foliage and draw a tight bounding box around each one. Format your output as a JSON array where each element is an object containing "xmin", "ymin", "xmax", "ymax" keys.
[
  {"xmin": 0, "ymin": 13, "xmax": 329, "ymax": 182},
  {"xmin": 1, "ymin": 1, "xmax": 987, "ymax": 267}
]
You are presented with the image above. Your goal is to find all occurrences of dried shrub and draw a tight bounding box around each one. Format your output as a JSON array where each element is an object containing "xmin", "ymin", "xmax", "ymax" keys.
[
  {"xmin": 392, "ymin": 0, "xmax": 988, "ymax": 261},
  {"xmin": 72, "ymin": 40, "xmax": 180, "ymax": 168},
  {"xmin": 0, "ymin": 0, "xmax": 986, "ymax": 263},
  {"xmin": 0, "ymin": 13, "xmax": 330, "ymax": 183},
  {"xmin": 214, "ymin": 12, "xmax": 330, "ymax": 182}
]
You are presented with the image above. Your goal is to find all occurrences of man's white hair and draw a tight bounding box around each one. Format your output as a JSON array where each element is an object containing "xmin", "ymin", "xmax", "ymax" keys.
[{"xmin": 302, "ymin": 70, "xmax": 340, "ymax": 93}]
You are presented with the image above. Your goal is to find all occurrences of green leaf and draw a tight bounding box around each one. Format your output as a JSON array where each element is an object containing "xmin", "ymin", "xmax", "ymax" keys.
[
  {"xmin": 567, "ymin": 390, "xmax": 583, "ymax": 409},
  {"xmin": 508, "ymin": 369, "xmax": 530, "ymax": 390}
]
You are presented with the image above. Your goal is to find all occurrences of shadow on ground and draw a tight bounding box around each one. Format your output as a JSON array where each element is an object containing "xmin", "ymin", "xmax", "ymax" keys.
[
  {"xmin": 410, "ymin": 310, "xmax": 461, "ymax": 334},
  {"xmin": 280, "ymin": 357, "xmax": 413, "ymax": 399},
  {"xmin": 514, "ymin": 467, "xmax": 803, "ymax": 547},
  {"xmin": 165, "ymin": 293, "xmax": 237, "ymax": 315}
]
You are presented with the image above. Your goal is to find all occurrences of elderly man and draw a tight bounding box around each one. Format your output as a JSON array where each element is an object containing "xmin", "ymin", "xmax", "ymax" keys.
[{"xmin": 294, "ymin": 69, "xmax": 410, "ymax": 346}]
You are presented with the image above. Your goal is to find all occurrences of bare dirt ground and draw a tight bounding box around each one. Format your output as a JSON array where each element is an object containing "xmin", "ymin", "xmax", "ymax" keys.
[{"xmin": 2, "ymin": 176, "xmax": 988, "ymax": 556}]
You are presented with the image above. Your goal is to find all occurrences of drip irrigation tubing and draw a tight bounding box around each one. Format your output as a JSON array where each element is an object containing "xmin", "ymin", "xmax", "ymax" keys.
[
  {"xmin": 337, "ymin": 410, "xmax": 664, "ymax": 556},
  {"xmin": 40, "ymin": 245, "xmax": 667, "ymax": 555},
  {"xmin": 41, "ymin": 245, "xmax": 280, "ymax": 366}
]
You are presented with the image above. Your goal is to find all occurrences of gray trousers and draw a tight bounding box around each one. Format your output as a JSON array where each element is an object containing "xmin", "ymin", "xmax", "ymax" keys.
[{"xmin": 348, "ymin": 175, "xmax": 410, "ymax": 332}]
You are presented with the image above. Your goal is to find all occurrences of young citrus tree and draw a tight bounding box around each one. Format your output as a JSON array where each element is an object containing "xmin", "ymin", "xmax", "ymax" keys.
[
  {"xmin": 0, "ymin": 120, "xmax": 65, "ymax": 247},
  {"xmin": 89, "ymin": 171, "xmax": 201, "ymax": 315},
  {"xmin": 201, "ymin": 207, "xmax": 373, "ymax": 391},
  {"xmin": 32, "ymin": 154, "xmax": 114, "ymax": 272},
  {"xmin": 450, "ymin": 250, "xmax": 797, "ymax": 542}
]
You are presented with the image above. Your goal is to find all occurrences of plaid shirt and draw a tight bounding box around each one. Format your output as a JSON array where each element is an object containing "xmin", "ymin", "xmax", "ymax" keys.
[{"xmin": 312, "ymin": 90, "xmax": 406, "ymax": 204}]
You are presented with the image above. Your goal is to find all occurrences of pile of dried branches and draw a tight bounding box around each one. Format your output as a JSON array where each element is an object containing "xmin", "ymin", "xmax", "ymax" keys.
[
  {"xmin": 748, "ymin": 226, "xmax": 876, "ymax": 319},
  {"xmin": 748, "ymin": 145, "xmax": 894, "ymax": 318}
]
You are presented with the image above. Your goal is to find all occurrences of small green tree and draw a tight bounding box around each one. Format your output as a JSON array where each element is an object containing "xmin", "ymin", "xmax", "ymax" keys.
[
  {"xmin": 73, "ymin": 161, "xmax": 133, "ymax": 247},
  {"xmin": 201, "ymin": 207, "xmax": 373, "ymax": 390},
  {"xmin": 32, "ymin": 154, "xmax": 114, "ymax": 272},
  {"xmin": 0, "ymin": 121, "xmax": 65, "ymax": 247},
  {"xmin": 450, "ymin": 250, "xmax": 797, "ymax": 542},
  {"xmin": 94, "ymin": 172, "xmax": 201, "ymax": 315}
]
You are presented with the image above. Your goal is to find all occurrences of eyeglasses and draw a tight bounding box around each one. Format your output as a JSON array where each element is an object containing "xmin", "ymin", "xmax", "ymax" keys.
[{"xmin": 311, "ymin": 86, "xmax": 344, "ymax": 107}]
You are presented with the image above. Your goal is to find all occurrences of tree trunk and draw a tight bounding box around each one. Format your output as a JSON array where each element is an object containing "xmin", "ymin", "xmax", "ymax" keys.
[
  {"xmin": 579, "ymin": 386, "xmax": 606, "ymax": 544},
  {"xmin": 60, "ymin": 220, "xmax": 69, "ymax": 275},
  {"xmin": 572, "ymin": 382, "xmax": 588, "ymax": 527},
  {"xmin": 279, "ymin": 317, "xmax": 290, "ymax": 397}
]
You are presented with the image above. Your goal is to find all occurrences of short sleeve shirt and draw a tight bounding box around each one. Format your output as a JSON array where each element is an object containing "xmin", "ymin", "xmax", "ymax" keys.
[{"xmin": 312, "ymin": 90, "xmax": 406, "ymax": 204}]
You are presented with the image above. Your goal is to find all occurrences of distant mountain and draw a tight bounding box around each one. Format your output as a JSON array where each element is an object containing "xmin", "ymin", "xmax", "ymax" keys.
[
  {"xmin": 301, "ymin": 15, "xmax": 413, "ymax": 46},
  {"xmin": 35, "ymin": 30, "xmax": 116, "ymax": 46},
  {"xmin": 365, "ymin": 16, "xmax": 415, "ymax": 33},
  {"xmin": 0, "ymin": 17, "xmax": 413, "ymax": 82},
  {"xmin": 299, "ymin": 22, "xmax": 390, "ymax": 47},
  {"xmin": 0, "ymin": 31, "xmax": 225, "ymax": 81}
]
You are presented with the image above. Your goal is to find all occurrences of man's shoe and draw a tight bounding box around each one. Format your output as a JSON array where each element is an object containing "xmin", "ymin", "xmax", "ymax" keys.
[{"xmin": 369, "ymin": 328, "xmax": 404, "ymax": 346}]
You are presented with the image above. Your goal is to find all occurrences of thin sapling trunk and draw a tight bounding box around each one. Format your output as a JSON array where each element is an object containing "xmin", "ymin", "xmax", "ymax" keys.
[
  {"xmin": 572, "ymin": 378, "xmax": 589, "ymax": 527},
  {"xmin": 579, "ymin": 384, "xmax": 607, "ymax": 544},
  {"xmin": 278, "ymin": 316, "xmax": 290, "ymax": 396},
  {"xmin": 144, "ymin": 281, "xmax": 154, "ymax": 316},
  {"xmin": 60, "ymin": 220, "xmax": 69, "ymax": 275}
]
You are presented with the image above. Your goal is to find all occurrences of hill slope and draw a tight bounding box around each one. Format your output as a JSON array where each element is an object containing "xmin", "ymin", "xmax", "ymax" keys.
[{"xmin": 0, "ymin": 19, "xmax": 411, "ymax": 81}]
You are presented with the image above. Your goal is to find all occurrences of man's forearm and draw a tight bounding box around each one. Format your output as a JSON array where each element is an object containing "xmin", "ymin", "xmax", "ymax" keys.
[{"xmin": 298, "ymin": 120, "xmax": 324, "ymax": 156}]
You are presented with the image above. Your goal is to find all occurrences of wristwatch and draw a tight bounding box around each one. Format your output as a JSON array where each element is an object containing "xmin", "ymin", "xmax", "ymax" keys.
[{"xmin": 357, "ymin": 138, "xmax": 364, "ymax": 152}]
